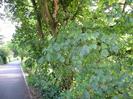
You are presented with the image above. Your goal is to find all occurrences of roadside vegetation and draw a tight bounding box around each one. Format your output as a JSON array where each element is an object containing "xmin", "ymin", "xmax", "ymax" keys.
[
  {"xmin": 0, "ymin": 48, "xmax": 7, "ymax": 64},
  {"xmin": 0, "ymin": 45, "xmax": 11, "ymax": 64},
  {"xmin": 1, "ymin": 0, "xmax": 133, "ymax": 98}
]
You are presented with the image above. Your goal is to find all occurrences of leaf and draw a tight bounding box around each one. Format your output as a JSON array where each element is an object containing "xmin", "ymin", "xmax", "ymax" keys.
[
  {"xmin": 101, "ymin": 43, "xmax": 108, "ymax": 49},
  {"xmin": 57, "ymin": 53, "xmax": 65, "ymax": 62},
  {"xmin": 53, "ymin": 43, "xmax": 60, "ymax": 51},
  {"xmin": 109, "ymin": 0, "xmax": 117, "ymax": 5},
  {"xmin": 80, "ymin": 45, "xmax": 90, "ymax": 56},
  {"xmin": 90, "ymin": 32, "xmax": 99, "ymax": 40},
  {"xmin": 80, "ymin": 33, "xmax": 88, "ymax": 41},
  {"xmin": 81, "ymin": 90, "xmax": 90, "ymax": 99},
  {"xmin": 101, "ymin": 49, "xmax": 109, "ymax": 58},
  {"xmin": 89, "ymin": 44, "xmax": 97, "ymax": 49},
  {"xmin": 46, "ymin": 53, "xmax": 51, "ymax": 62},
  {"xmin": 110, "ymin": 45, "xmax": 119, "ymax": 54},
  {"xmin": 38, "ymin": 56, "xmax": 45, "ymax": 64},
  {"xmin": 58, "ymin": 55, "xmax": 65, "ymax": 63},
  {"xmin": 112, "ymin": 96, "xmax": 119, "ymax": 99}
]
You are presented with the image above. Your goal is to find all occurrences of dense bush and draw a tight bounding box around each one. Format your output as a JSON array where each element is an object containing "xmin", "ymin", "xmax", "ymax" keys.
[{"xmin": 27, "ymin": 22, "xmax": 133, "ymax": 98}]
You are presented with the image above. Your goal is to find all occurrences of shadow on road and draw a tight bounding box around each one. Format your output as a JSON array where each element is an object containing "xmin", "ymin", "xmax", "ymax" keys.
[{"xmin": 0, "ymin": 61, "xmax": 31, "ymax": 99}]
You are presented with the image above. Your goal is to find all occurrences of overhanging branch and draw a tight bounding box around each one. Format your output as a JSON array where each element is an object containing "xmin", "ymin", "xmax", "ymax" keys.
[{"xmin": 31, "ymin": 0, "xmax": 44, "ymax": 38}]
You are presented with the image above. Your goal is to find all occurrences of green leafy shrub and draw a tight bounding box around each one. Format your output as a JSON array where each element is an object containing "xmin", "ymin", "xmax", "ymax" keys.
[
  {"xmin": 37, "ymin": 23, "xmax": 133, "ymax": 98},
  {"xmin": 25, "ymin": 21, "xmax": 132, "ymax": 99}
]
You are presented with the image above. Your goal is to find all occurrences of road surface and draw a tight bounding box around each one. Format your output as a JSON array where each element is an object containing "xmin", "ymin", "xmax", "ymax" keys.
[{"xmin": 0, "ymin": 61, "xmax": 31, "ymax": 99}]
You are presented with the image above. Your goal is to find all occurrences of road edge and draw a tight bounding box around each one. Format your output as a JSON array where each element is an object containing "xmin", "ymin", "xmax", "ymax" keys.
[{"xmin": 20, "ymin": 62, "xmax": 32, "ymax": 99}]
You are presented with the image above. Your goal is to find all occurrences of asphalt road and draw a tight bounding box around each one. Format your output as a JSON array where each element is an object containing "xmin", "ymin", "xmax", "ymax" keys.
[{"xmin": 0, "ymin": 61, "xmax": 31, "ymax": 99}]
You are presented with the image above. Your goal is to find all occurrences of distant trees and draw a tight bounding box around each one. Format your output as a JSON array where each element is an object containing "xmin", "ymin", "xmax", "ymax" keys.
[{"xmin": 0, "ymin": 48, "xmax": 7, "ymax": 64}]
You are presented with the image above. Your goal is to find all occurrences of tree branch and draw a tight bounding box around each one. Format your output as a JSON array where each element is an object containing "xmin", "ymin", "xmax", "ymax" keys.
[
  {"xmin": 122, "ymin": 1, "xmax": 127, "ymax": 13},
  {"xmin": 53, "ymin": 0, "xmax": 59, "ymax": 19},
  {"xmin": 31, "ymin": 0, "xmax": 44, "ymax": 38}
]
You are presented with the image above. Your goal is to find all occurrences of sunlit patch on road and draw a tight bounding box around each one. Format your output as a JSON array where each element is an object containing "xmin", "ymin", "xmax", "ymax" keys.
[
  {"xmin": 0, "ymin": 73, "xmax": 21, "ymax": 78},
  {"xmin": 0, "ymin": 65, "xmax": 21, "ymax": 78},
  {"xmin": 0, "ymin": 67, "xmax": 19, "ymax": 71}
]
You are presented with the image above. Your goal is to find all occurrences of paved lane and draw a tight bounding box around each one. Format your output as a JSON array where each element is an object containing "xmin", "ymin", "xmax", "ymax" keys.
[{"xmin": 0, "ymin": 61, "xmax": 31, "ymax": 99}]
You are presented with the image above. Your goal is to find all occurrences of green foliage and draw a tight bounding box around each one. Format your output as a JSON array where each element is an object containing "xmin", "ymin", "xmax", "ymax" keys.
[
  {"xmin": 5, "ymin": 0, "xmax": 133, "ymax": 98},
  {"xmin": 34, "ymin": 22, "xmax": 132, "ymax": 98},
  {"xmin": 0, "ymin": 48, "xmax": 8, "ymax": 64}
]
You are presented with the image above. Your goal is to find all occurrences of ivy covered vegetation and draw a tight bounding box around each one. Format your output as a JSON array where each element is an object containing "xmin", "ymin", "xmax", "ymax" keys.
[{"xmin": 2, "ymin": 0, "xmax": 133, "ymax": 98}]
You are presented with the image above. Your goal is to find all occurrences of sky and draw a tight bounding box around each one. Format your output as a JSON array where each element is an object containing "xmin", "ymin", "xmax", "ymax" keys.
[
  {"xmin": 0, "ymin": 1, "xmax": 16, "ymax": 43},
  {"xmin": 0, "ymin": 19, "xmax": 16, "ymax": 42}
]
